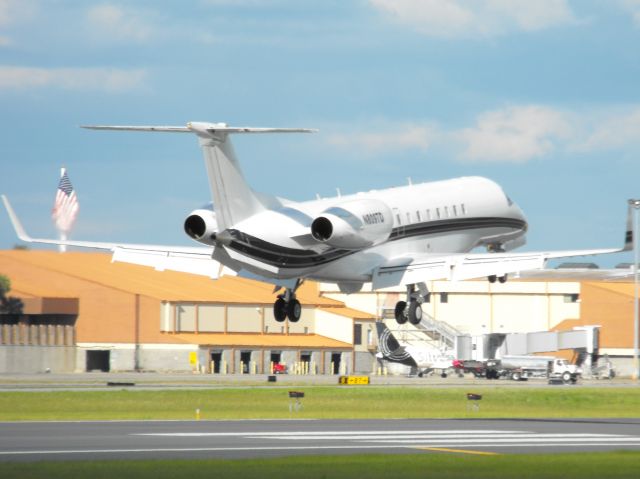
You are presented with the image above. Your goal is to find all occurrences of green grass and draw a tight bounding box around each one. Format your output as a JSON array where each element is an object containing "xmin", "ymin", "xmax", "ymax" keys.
[
  {"xmin": 1, "ymin": 386, "xmax": 640, "ymax": 421},
  {"xmin": 1, "ymin": 452, "xmax": 640, "ymax": 479}
]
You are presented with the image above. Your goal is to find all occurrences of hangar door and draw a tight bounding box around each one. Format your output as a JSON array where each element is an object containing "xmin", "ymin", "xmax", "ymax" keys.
[{"xmin": 86, "ymin": 350, "xmax": 110, "ymax": 372}]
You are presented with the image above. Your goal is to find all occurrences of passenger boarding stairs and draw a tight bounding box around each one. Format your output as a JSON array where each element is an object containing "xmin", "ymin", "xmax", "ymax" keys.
[{"xmin": 381, "ymin": 307, "xmax": 461, "ymax": 353}]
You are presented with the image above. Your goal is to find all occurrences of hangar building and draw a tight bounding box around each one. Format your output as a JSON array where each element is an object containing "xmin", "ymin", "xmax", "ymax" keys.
[
  {"xmin": 0, "ymin": 250, "xmax": 376, "ymax": 374},
  {"xmin": 1, "ymin": 250, "xmax": 638, "ymax": 376}
]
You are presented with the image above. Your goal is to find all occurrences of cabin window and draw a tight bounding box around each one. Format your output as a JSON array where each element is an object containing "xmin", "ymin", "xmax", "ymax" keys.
[{"xmin": 416, "ymin": 211, "xmax": 421, "ymax": 222}]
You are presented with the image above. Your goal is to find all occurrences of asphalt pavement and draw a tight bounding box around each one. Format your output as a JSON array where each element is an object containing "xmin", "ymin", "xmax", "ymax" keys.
[{"xmin": 1, "ymin": 418, "xmax": 640, "ymax": 462}]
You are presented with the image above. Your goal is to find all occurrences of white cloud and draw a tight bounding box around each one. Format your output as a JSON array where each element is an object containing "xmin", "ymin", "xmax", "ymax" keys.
[
  {"xmin": 369, "ymin": 0, "xmax": 579, "ymax": 38},
  {"xmin": 455, "ymin": 105, "xmax": 573, "ymax": 163},
  {"xmin": 0, "ymin": 0, "xmax": 36, "ymax": 45},
  {"xmin": 575, "ymin": 107, "xmax": 640, "ymax": 151},
  {"xmin": 324, "ymin": 104, "xmax": 640, "ymax": 164},
  {"xmin": 0, "ymin": 66, "xmax": 147, "ymax": 92},
  {"xmin": 86, "ymin": 4, "xmax": 153, "ymax": 42},
  {"xmin": 618, "ymin": 0, "xmax": 640, "ymax": 27},
  {"xmin": 326, "ymin": 123, "xmax": 434, "ymax": 155}
]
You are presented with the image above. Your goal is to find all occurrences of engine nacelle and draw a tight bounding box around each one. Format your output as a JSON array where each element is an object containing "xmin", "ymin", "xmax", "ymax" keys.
[
  {"xmin": 310, "ymin": 199, "xmax": 393, "ymax": 249},
  {"xmin": 184, "ymin": 209, "xmax": 219, "ymax": 246}
]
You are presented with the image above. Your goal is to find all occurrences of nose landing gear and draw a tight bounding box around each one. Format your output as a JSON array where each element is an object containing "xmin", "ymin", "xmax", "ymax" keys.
[{"xmin": 394, "ymin": 283, "xmax": 427, "ymax": 325}]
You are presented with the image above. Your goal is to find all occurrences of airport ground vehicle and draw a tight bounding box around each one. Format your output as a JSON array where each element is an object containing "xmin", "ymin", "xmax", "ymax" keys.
[
  {"xmin": 546, "ymin": 358, "xmax": 581, "ymax": 384},
  {"xmin": 453, "ymin": 356, "xmax": 581, "ymax": 382},
  {"xmin": 273, "ymin": 363, "xmax": 287, "ymax": 374}
]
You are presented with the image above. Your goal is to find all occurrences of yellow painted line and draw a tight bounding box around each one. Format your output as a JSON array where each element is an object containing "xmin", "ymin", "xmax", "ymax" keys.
[{"xmin": 413, "ymin": 446, "xmax": 501, "ymax": 456}]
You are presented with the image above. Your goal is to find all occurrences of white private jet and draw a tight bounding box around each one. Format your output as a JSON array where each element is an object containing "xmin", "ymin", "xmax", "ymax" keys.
[
  {"xmin": 375, "ymin": 322, "xmax": 453, "ymax": 377},
  {"xmin": 2, "ymin": 122, "xmax": 633, "ymax": 324}
]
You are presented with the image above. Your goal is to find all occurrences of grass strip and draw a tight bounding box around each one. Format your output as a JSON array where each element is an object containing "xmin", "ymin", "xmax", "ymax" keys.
[
  {"xmin": 0, "ymin": 386, "xmax": 639, "ymax": 420},
  {"xmin": 1, "ymin": 452, "xmax": 640, "ymax": 479}
]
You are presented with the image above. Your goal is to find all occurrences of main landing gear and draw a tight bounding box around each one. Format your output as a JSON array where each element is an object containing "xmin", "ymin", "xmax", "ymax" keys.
[
  {"xmin": 273, "ymin": 280, "xmax": 303, "ymax": 323},
  {"xmin": 394, "ymin": 283, "xmax": 428, "ymax": 325},
  {"xmin": 488, "ymin": 274, "xmax": 508, "ymax": 284}
]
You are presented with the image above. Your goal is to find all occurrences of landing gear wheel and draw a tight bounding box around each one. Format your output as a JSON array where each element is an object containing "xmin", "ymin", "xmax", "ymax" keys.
[
  {"xmin": 498, "ymin": 274, "xmax": 508, "ymax": 284},
  {"xmin": 287, "ymin": 299, "xmax": 302, "ymax": 322},
  {"xmin": 408, "ymin": 300, "xmax": 422, "ymax": 325},
  {"xmin": 394, "ymin": 301, "xmax": 408, "ymax": 324},
  {"xmin": 488, "ymin": 275, "xmax": 497, "ymax": 283},
  {"xmin": 274, "ymin": 298, "xmax": 287, "ymax": 323}
]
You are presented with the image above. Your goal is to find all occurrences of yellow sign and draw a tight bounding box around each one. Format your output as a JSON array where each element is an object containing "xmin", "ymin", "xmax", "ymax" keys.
[
  {"xmin": 189, "ymin": 352, "xmax": 198, "ymax": 366},
  {"xmin": 338, "ymin": 375, "xmax": 369, "ymax": 385}
]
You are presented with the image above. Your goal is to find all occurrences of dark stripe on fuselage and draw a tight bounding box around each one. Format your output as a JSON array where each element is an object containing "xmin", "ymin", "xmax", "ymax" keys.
[{"xmin": 226, "ymin": 216, "xmax": 527, "ymax": 269}]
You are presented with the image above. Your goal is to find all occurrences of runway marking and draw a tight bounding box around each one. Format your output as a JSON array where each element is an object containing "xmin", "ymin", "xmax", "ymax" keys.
[
  {"xmin": 414, "ymin": 447, "xmax": 501, "ymax": 456},
  {"xmin": 134, "ymin": 429, "xmax": 513, "ymax": 437},
  {"xmin": 1, "ymin": 442, "xmax": 640, "ymax": 457}
]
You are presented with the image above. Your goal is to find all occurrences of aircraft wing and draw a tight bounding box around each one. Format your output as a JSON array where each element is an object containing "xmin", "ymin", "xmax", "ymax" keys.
[
  {"xmin": 374, "ymin": 202, "xmax": 634, "ymax": 289},
  {"xmin": 2, "ymin": 195, "xmax": 225, "ymax": 279},
  {"xmin": 372, "ymin": 247, "xmax": 626, "ymax": 289}
]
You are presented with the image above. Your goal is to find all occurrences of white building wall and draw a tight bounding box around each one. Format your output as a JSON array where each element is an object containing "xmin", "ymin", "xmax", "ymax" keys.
[
  {"xmin": 314, "ymin": 309, "xmax": 352, "ymax": 344},
  {"xmin": 319, "ymin": 280, "xmax": 582, "ymax": 336}
]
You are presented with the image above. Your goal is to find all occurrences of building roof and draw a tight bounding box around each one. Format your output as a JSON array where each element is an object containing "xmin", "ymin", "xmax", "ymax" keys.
[{"xmin": 168, "ymin": 332, "xmax": 352, "ymax": 349}]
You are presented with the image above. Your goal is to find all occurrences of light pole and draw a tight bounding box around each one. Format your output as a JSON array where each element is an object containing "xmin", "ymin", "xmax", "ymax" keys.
[{"xmin": 629, "ymin": 199, "xmax": 640, "ymax": 381}]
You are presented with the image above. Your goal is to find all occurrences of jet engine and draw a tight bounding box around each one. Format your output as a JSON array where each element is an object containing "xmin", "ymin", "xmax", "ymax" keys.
[
  {"xmin": 310, "ymin": 199, "xmax": 393, "ymax": 249},
  {"xmin": 184, "ymin": 208, "xmax": 219, "ymax": 246}
]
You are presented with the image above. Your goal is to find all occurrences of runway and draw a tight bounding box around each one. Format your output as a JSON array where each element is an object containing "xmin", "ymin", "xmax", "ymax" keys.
[{"xmin": 1, "ymin": 418, "xmax": 640, "ymax": 461}]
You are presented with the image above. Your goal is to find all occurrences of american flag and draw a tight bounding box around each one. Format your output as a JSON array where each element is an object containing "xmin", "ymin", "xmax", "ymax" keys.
[{"xmin": 52, "ymin": 168, "xmax": 79, "ymax": 234}]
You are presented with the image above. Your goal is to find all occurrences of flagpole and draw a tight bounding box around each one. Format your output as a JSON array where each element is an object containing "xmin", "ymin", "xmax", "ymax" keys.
[{"xmin": 59, "ymin": 167, "xmax": 66, "ymax": 253}]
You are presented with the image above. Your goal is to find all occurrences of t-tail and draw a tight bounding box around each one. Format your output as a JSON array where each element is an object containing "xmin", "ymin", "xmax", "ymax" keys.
[{"xmin": 82, "ymin": 122, "xmax": 316, "ymax": 230}]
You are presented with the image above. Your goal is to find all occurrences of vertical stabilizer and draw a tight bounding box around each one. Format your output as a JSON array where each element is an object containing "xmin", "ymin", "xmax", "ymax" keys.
[{"xmin": 197, "ymin": 131, "xmax": 265, "ymax": 229}]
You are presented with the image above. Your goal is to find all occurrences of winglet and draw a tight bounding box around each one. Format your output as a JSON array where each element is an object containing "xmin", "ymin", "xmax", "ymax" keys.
[{"xmin": 1, "ymin": 194, "xmax": 32, "ymax": 242}]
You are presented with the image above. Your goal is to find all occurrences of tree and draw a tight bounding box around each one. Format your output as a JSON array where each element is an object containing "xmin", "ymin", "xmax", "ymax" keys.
[{"xmin": 0, "ymin": 274, "xmax": 23, "ymax": 318}]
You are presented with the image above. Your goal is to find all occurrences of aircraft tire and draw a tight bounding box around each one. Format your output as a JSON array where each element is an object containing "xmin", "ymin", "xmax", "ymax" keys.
[
  {"xmin": 394, "ymin": 301, "xmax": 408, "ymax": 324},
  {"xmin": 287, "ymin": 299, "xmax": 302, "ymax": 322},
  {"xmin": 274, "ymin": 298, "xmax": 287, "ymax": 323},
  {"xmin": 408, "ymin": 300, "xmax": 422, "ymax": 324}
]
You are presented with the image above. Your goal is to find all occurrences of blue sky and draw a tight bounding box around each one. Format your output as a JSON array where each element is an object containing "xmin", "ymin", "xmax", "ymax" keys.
[{"xmin": 1, "ymin": 0, "xmax": 640, "ymax": 267}]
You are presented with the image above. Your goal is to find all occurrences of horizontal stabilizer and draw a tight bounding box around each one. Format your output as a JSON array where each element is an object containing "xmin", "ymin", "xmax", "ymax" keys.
[{"xmin": 82, "ymin": 122, "xmax": 317, "ymax": 135}]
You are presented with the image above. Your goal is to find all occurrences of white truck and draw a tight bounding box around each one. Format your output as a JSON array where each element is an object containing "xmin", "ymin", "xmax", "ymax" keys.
[
  {"xmin": 492, "ymin": 355, "xmax": 581, "ymax": 383},
  {"xmin": 547, "ymin": 358, "xmax": 582, "ymax": 384}
]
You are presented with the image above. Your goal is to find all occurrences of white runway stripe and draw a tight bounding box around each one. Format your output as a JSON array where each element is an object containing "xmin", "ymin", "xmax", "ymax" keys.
[
  {"xmin": 250, "ymin": 433, "xmax": 618, "ymax": 441},
  {"xmin": 134, "ymin": 429, "xmax": 513, "ymax": 437}
]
